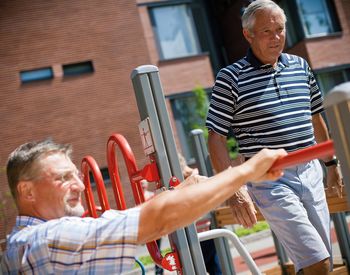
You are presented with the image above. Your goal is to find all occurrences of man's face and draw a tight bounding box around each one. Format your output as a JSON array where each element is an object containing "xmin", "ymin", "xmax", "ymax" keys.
[
  {"xmin": 243, "ymin": 9, "xmax": 286, "ymax": 66},
  {"xmin": 32, "ymin": 153, "xmax": 85, "ymax": 219}
]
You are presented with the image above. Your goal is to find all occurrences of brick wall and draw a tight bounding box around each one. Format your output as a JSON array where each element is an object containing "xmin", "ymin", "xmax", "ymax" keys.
[{"xmin": 0, "ymin": 0, "xmax": 151, "ymax": 242}]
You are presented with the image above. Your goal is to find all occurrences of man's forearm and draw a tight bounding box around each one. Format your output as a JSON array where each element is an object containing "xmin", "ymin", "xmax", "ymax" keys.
[
  {"xmin": 137, "ymin": 165, "xmax": 247, "ymax": 243},
  {"xmin": 136, "ymin": 148, "xmax": 286, "ymax": 243},
  {"xmin": 208, "ymin": 131, "xmax": 232, "ymax": 173},
  {"xmin": 312, "ymin": 113, "xmax": 334, "ymax": 162}
]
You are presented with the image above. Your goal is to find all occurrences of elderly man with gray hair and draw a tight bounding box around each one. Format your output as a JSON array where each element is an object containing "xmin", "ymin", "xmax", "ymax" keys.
[{"xmin": 206, "ymin": 0, "xmax": 343, "ymax": 274}]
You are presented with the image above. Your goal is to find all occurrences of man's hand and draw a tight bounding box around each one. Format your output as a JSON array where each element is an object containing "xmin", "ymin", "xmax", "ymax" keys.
[
  {"xmin": 228, "ymin": 187, "xmax": 257, "ymax": 228},
  {"xmin": 326, "ymin": 165, "xmax": 344, "ymax": 197},
  {"xmin": 242, "ymin": 148, "xmax": 287, "ymax": 183},
  {"xmin": 176, "ymin": 169, "xmax": 207, "ymax": 189}
]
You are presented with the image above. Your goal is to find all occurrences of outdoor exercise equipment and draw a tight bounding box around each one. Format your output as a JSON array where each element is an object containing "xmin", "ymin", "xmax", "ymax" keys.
[
  {"xmin": 324, "ymin": 82, "xmax": 350, "ymax": 201},
  {"xmin": 81, "ymin": 134, "xmax": 182, "ymax": 272},
  {"xmin": 131, "ymin": 65, "xmax": 207, "ymax": 274},
  {"xmin": 324, "ymin": 82, "xmax": 350, "ymax": 270}
]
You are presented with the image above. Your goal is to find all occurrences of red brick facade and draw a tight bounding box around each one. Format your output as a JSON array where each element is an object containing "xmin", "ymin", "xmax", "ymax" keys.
[
  {"xmin": 0, "ymin": 0, "xmax": 215, "ymax": 245},
  {"xmin": 0, "ymin": 0, "xmax": 151, "ymax": 243}
]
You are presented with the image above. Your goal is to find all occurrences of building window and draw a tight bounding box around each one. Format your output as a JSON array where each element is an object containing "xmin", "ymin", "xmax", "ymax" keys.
[
  {"xmin": 169, "ymin": 88, "xmax": 209, "ymax": 162},
  {"xmin": 279, "ymin": 0, "xmax": 341, "ymax": 47},
  {"xmin": 296, "ymin": 0, "xmax": 340, "ymax": 37},
  {"xmin": 20, "ymin": 67, "xmax": 53, "ymax": 83},
  {"xmin": 63, "ymin": 60, "xmax": 94, "ymax": 77},
  {"xmin": 315, "ymin": 66, "xmax": 350, "ymax": 95},
  {"xmin": 149, "ymin": 4, "xmax": 201, "ymax": 60}
]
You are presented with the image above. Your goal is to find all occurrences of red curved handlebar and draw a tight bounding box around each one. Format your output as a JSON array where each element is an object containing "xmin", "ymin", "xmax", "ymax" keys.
[
  {"xmin": 107, "ymin": 135, "xmax": 127, "ymax": 210},
  {"xmin": 107, "ymin": 133, "xmax": 179, "ymax": 270},
  {"xmin": 81, "ymin": 156, "xmax": 110, "ymax": 218},
  {"xmin": 270, "ymin": 140, "xmax": 335, "ymax": 171},
  {"xmin": 107, "ymin": 134, "xmax": 145, "ymax": 206}
]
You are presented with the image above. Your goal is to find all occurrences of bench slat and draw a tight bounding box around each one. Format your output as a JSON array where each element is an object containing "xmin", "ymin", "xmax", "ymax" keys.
[{"xmin": 215, "ymin": 195, "xmax": 349, "ymax": 226}]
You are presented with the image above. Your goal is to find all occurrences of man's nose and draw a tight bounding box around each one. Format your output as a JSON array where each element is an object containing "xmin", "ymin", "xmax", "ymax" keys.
[
  {"xmin": 272, "ymin": 31, "xmax": 281, "ymax": 40},
  {"xmin": 71, "ymin": 173, "xmax": 85, "ymax": 191}
]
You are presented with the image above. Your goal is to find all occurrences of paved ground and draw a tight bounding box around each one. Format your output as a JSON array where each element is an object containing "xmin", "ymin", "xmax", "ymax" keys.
[{"xmin": 126, "ymin": 217, "xmax": 349, "ymax": 275}]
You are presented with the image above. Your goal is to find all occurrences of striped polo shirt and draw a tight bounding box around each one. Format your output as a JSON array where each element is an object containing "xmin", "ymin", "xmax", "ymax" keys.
[{"xmin": 206, "ymin": 49, "xmax": 324, "ymax": 157}]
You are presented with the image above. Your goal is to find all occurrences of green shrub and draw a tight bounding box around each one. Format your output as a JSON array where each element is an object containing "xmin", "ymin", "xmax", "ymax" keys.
[{"xmin": 234, "ymin": 221, "xmax": 270, "ymax": 237}]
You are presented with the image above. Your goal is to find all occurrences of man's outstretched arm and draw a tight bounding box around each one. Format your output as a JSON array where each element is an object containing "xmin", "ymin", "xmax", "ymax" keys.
[{"xmin": 137, "ymin": 148, "xmax": 286, "ymax": 244}]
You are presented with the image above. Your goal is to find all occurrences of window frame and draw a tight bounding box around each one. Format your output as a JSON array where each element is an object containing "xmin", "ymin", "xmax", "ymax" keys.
[
  {"xmin": 62, "ymin": 60, "xmax": 94, "ymax": 77},
  {"xmin": 20, "ymin": 67, "xmax": 54, "ymax": 84},
  {"xmin": 148, "ymin": 1, "xmax": 202, "ymax": 61},
  {"xmin": 315, "ymin": 64, "xmax": 350, "ymax": 95},
  {"xmin": 278, "ymin": 0, "xmax": 341, "ymax": 48},
  {"xmin": 296, "ymin": 0, "xmax": 340, "ymax": 38},
  {"xmin": 167, "ymin": 88, "xmax": 211, "ymax": 163}
]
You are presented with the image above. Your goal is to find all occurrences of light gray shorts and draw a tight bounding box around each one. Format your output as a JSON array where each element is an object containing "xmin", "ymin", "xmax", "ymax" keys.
[{"xmin": 247, "ymin": 159, "xmax": 332, "ymax": 272}]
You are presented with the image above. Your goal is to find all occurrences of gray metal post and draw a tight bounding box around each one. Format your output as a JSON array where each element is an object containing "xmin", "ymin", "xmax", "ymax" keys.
[
  {"xmin": 190, "ymin": 129, "xmax": 213, "ymax": 177},
  {"xmin": 324, "ymin": 82, "xmax": 350, "ymax": 272},
  {"xmin": 131, "ymin": 65, "xmax": 206, "ymax": 274},
  {"xmin": 324, "ymin": 82, "xmax": 350, "ymax": 202},
  {"xmin": 331, "ymin": 213, "xmax": 350, "ymax": 270},
  {"xmin": 190, "ymin": 129, "xmax": 236, "ymax": 275}
]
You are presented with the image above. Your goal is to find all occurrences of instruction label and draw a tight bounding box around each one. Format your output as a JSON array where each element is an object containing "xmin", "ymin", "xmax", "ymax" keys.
[{"xmin": 139, "ymin": 118, "xmax": 155, "ymax": 156}]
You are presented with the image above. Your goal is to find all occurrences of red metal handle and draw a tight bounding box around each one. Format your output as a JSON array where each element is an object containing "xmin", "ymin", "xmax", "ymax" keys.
[
  {"xmin": 270, "ymin": 140, "xmax": 335, "ymax": 171},
  {"xmin": 107, "ymin": 133, "xmax": 181, "ymax": 271},
  {"xmin": 107, "ymin": 134, "xmax": 145, "ymax": 207},
  {"xmin": 81, "ymin": 206, "xmax": 103, "ymax": 218},
  {"xmin": 81, "ymin": 156, "xmax": 110, "ymax": 218},
  {"xmin": 107, "ymin": 135, "xmax": 128, "ymax": 210}
]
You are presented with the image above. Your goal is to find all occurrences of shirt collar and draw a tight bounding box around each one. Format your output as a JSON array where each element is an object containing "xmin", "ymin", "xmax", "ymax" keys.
[
  {"xmin": 15, "ymin": 215, "xmax": 47, "ymax": 229},
  {"xmin": 245, "ymin": 48, "xmax": 289, "ymax": 68}
]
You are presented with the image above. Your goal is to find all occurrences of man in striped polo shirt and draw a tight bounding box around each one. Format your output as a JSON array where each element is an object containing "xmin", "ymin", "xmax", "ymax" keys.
[{"xmin": 206, "ymin": 0, "xmax": 343, "ymax": 274}]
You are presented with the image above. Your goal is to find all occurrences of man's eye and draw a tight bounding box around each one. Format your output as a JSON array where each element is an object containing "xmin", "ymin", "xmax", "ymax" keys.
[
  {"xmin": 61, "ymin": 174, "xmax": 70, "ymax": 182},
  {"xmin": 62, "ymin": 173, "xmax": 74, "ymax": 182}
]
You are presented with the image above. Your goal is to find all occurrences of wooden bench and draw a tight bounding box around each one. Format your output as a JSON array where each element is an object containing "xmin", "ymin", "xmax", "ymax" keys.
[
  {"xmin": 213, "ymin": 194, "xmax": 350, "ymax": 274},
  {"xmin": 215, "ymin": 194, "xmax": 349, "ymax": 226}
]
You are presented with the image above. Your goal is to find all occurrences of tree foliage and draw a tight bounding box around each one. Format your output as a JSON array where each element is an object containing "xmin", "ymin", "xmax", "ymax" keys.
[{"xmin": 191, "ymin": 86, "xmax": 238, "ymax": 159}]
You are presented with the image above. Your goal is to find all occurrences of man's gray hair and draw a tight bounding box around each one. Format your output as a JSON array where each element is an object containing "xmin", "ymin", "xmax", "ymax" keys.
[
  {"xmin": 242, "ymin": 0, "xmax": 287, "ymax": 31},
  {"xmin": 6, "ymin": 139, "xmax": 72, "ymax": 202}
]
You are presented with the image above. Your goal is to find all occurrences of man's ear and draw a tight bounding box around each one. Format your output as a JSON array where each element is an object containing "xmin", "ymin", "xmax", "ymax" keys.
[
  {"xmin": 243, "ymin": 28, "xmax": 253, "ymax": 44},
  {"xmin": 17, "ymin": 181, "xmax": 35, "ymax": 202}
]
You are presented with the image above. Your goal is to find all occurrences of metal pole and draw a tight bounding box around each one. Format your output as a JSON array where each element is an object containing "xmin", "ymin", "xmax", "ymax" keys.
[
  {"xmin": 131, "ymin": 65, "xmax": 206, "ymax": 274},
  {"xmin": 198, "ymin": 229, "xmax": 262, "ymax": 275},
  {"xmin": 190, "ymin": 129, "xmax": 213, "ymax": 177},
  {"xmin": 324, "ymin": 82, "xmax": 350, "ymax": 272},
  {"xmin": 190, "ymin": 129, "xmax": 237, "ymax": 275},
  {"xmin": 331, "ymin": 213, "xmax": 350, "ymax": 271},
  {"xmin": 324, "ymin": 82, "xmax": 350, "ymax": 202}
]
